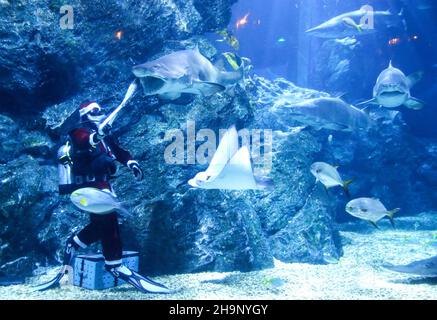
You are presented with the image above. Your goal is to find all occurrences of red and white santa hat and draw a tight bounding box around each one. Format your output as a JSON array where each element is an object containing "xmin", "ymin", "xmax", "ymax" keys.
[{"xmin": 79, "ymin": 101, "xmax": 101, "ymax": 117}]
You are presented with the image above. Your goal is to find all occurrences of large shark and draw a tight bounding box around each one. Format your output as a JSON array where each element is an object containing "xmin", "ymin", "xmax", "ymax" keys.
[
  {"xmin": 272, "ymin": 97, "xmax": 371, "ymax": 132},
  {"xmin": 306, "ymin": 7, "xmax": 401, "ymax": 39},
  {"xmin": 132, "ymin": 48, "xmax": 243, "ymax": 101},
  {"xmin": 359, "ymin": 61, "xmax": 424, "ymax": 110}
]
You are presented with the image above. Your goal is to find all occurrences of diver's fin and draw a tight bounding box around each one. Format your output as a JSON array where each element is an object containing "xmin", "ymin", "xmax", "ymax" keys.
[
  {"xmin": 32, "ymin": 265, "xmax": 68, "ymax": 292},
  {"xmin": 386, "ymin": 208, "xmax": 400, "ymax": 228},
  {"xmin": 342, "ymin": 179, "xmax": 353, "ymax": 198},
  {"xmin": 357, "ymin": 98, "xmax": 378, "ymax": 106},
  {"xmin": 406, "ymin": 71, "xmax": 424, "ymax": 88},
  {"xmin": 192, "ymin": 81, "xmax": 225, "ymax": 97},
  {"xmin": 108, "ymin": 265, "xmax": 172, "ymax": 294},
  {"xmin": 403, "ymin": 97, "xmax": 425, "ymax": 110}
]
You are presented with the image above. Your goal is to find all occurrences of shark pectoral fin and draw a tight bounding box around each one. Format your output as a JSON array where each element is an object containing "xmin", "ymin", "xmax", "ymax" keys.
[
  {"xmin": 357, "ymin": 98, "xmax": 378, "ymax": 106},
  {"xmin": 192, "ymin": 81, "xmax": 225, "ymax": 97},
  {"xmin": 159, "ymin": 92, "xmax": 182, "ymax": 100},
  {"xmin": 342, "ymin": 17, "xmax": 360, "ymax": 31},
  {"xmin": 406, "ymin": 71, "xmax": 424, "ymax": 88},
  {"xmin": 160, "ymin": 93, "xmax": 195, "ymax": 105},
  {"xmin": 404, "ymin": 97, "xmax": 425, "ymax": 110},
  {"xmin": 332, "ymin": 122, "xmax": 350, "ymax": 131}
]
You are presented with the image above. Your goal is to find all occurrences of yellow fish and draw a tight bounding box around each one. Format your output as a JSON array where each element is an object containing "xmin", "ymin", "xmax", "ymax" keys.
[
  {"xmin": 222, "ymin": 52, "xmax": 241, "ymax": 71},
  {"xmin": 216, "ymin": 29, "xmax": 240, "ymax": 51}
]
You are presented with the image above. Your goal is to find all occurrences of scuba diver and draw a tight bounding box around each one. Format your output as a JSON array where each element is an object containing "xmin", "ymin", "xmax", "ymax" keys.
[{"xmin": 35, "ymin": 98, "xmax": 170, "ymax": 294}]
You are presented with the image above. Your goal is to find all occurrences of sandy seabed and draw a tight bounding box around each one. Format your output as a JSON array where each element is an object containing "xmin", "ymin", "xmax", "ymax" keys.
[{"xmin": 1, "ymin": 215, "xmax": 436, "ymax": 300}]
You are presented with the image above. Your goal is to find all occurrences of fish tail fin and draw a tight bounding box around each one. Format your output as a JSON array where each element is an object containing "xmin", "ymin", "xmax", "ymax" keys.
[
  {"xmin": 117, "ymin": 205, "xmax": 132, "ymax": 218},
  {"xmin": 369, "ymin": 220, "xmax": 379, "ymax": 229},
  {"xmin": 404, "ymin": 97, "xmax": 425, "ymax": 110},
  {"xmin": 342, "ymin": 179, "xmax": 353, "ymax": 198},
  {"xmin": 387, "ymin": 208, "xmax": 400, "ymax": 228}
]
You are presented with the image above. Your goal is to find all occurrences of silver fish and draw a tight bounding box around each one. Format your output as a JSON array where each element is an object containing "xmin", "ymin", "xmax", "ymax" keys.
[
  {"xmin": 70, "ymin": 188, "xmax": 129, "ymax": 215},
  {"xmin": 345, "ymin": 197, "xmax": 400, "ymax": 228},
  {"xmin": 310, "ymin": 162, "xmax": 352, "ymax": 196}
]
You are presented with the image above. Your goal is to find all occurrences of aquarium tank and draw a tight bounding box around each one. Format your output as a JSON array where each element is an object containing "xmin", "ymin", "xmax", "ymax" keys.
[{"xmin": 0, "ymin": 0, "xmax": 436, "ymax": 302}]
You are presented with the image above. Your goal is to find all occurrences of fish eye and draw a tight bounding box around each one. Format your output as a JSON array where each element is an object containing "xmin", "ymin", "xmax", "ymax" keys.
[{"xmin": 316, "ymin": 169, "xmax": 322, "ymax": 173}]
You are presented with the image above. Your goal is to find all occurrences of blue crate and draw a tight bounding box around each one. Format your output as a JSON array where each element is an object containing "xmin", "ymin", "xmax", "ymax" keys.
[{"xmin": 73, "ymin": 251, "xmax": 139, "ymax": 290}]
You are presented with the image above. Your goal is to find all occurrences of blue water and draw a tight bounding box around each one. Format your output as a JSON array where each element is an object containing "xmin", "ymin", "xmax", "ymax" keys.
[
  {"xmin": 1, "ymin": 0, "xmax": 437, "ymax": 295},
  {"xmin": 216, "ymin": 0, "xmax": 437, "ymax": 138}
]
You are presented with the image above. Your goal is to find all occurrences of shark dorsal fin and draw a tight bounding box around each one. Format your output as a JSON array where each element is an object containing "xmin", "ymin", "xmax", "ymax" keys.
[{"xmin": 389, "ymin": 60, "xmax": 393, "ymax": 68}]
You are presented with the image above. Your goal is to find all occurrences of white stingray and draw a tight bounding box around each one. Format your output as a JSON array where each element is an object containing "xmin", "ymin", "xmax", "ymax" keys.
[{"xmin": 188, "ymin": 126, "xmax": 264, "ymax": 190}]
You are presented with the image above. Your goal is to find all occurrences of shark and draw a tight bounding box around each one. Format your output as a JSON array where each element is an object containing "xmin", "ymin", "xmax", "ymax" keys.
[
  {"xmin": 358, "ymin": 61, "xmax": 424, "ymax": 110},
  {"xmin": 305, "ymin": 7, "xmax": 402, "ymax": 39},
  {"xmin": 272, "ymin": 97, "xmax": 371, "ymax": 132},
  {"xmin": 132, "ymin": 48, "xmax": 243, "ymax": 101}
]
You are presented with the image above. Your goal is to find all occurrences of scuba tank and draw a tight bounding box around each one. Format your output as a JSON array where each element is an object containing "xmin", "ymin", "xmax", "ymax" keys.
[{"xmin": 57, "ymin": 140, "xmax": 74, "ymax": 195}]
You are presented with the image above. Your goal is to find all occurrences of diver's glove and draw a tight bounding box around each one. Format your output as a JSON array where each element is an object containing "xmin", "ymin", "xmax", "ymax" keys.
[
  {"xmin": 127, "ymin": 160, "xmax": 143, "ymax": 180},
  {"xmin": 97, "ymin": 123, "xmax": 112, "ymax": 138},
  {"xmin": 91, "ymin": 124, "xmax": 112, "ymax": 145}
]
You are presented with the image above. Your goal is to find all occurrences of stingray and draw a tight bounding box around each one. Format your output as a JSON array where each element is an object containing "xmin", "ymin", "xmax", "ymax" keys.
[
  {"xmin": 188, "ymin": 126, "xmax": 273, "ymax": 190},
  {"xmin": 384, "ymin": 255, "xmax": 437, "ymax": 277}
]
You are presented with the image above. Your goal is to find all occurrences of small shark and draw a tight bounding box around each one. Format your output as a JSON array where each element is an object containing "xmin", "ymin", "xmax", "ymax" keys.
[
  {"xmin": 132, "ymin": 48, "xmax": 243, "ymax": 101},
  {"xmin": 272, "ymin": 97, "xmax": 371, "ymax": 132},
  {"xmin": 359, "ymin": 61, "xmax": 424, "ymax": 110},
  {"xmin": 306, "ymin": 7, "xmax": 402, "ymax": 39}
]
